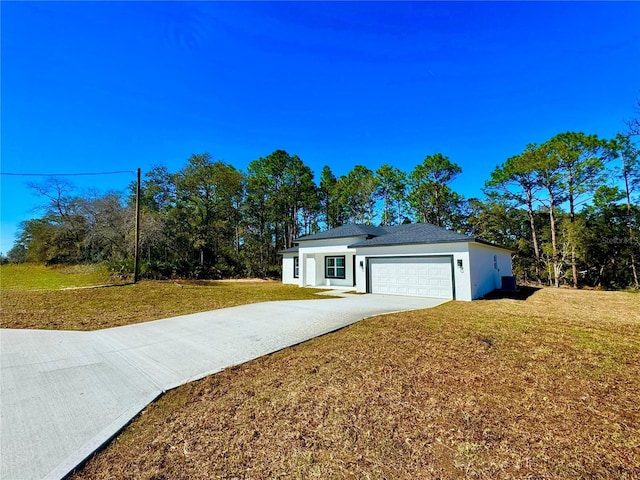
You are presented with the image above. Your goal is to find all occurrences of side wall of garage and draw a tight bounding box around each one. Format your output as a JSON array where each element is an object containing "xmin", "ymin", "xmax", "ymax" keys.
[
  {"xmin": 468, "ymin": 243, "xmax": 513, "ymax": 298},
  {"xmin": 354, "ymin": 243, "xmax": 473, "ymax": 301}
]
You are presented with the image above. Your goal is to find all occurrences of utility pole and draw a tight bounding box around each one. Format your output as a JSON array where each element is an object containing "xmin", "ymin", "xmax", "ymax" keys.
[{"xmin": 133, "ymin": 167, "xmax": 141, "ymax": 283}]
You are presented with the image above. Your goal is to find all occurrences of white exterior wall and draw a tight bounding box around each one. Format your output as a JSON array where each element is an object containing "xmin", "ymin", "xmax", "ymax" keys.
[
  {"xmin": 353, "ymin": 243, "xmax": 473, "ymax": 301},
  {"xmin": 281, "ymin": 253, "xmax": 299, "ymax": 285},
  {"xmin": 296, "ymin": 236, "xmax": 364, "ymax": 288},
  {"xmin": 468, "ymin": 243, "xmax": 513, "ymax": 299}
]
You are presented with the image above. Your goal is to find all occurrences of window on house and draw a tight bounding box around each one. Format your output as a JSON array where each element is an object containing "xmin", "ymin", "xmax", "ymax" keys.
[
  {"xmin": 325, "ymin": 256, "xmax": 346, "ymax": 279},
  {"xmin": 293, "ymin": 256, "xmax": 299, "ymax": 278},
  {"xmin": 493, "ymin": 255, "xmax": 498, "ymax": 270}
]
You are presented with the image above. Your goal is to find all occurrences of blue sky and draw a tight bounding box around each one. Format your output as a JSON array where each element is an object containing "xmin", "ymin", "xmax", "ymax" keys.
[{"xmin": 2, "ymin": 1, "xmax": 639, "ymax": 254}]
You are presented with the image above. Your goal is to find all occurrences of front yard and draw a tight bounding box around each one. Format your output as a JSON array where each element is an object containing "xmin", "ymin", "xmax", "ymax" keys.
[
  {"xmin": 0, "ymin": 263, "xmax": 328, "ymax": 330},
  {"xmin": 65, "ymin": 287, "xmax": 639, "ymax": 479}
]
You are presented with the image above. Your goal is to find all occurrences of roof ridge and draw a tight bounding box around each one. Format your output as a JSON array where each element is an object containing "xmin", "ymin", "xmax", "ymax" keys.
[{"xmin": 296, "ymin": 223, "xmax": 388, "ymax": 242}]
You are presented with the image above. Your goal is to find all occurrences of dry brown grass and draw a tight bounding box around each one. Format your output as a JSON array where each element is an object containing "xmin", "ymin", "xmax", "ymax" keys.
[
  {"xmin": 70, "ymin": 287, "xmax": 640, "ymax": 479},
  {"xmin": 0, "ymin": 280, "xmax": 328, "ymax": 330}
]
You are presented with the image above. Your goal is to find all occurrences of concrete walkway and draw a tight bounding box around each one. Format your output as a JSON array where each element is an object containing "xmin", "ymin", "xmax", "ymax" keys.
[{"xmin": 0, "ymin": 294, "xmax": 447, "ymax": 480}]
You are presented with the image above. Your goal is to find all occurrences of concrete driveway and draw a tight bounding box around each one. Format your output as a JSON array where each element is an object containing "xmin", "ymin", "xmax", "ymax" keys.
[{"xmin": 0, "ymin": 294, "xmax": 447, "ymax": 480}]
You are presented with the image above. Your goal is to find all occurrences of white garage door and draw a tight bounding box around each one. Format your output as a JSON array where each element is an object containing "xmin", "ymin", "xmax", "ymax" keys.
[{"xmin": 369, "ymin": 257, "xmax": 453, "ymax": 299}]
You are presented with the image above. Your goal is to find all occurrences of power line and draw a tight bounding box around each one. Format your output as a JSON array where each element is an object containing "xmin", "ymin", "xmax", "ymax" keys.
[{"xmin": 1, "ymin": 170, "xmax": 136, "ymax": 177}]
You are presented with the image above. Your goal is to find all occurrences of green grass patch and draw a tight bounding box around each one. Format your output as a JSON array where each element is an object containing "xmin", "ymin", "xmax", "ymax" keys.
[
  {"xmin": 1, "ymin": 279, "xmax": 330, "ymax": 330},
  {"xmin": 0, "ymin": 263, "xmax": 118, "ymax": 291}
]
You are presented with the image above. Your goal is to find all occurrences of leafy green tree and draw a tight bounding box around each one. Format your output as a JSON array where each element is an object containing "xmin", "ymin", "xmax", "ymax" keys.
[
  {"xmin": 408, "ymin": 153, "xmax": 462, "ymax": 227},
  {"xmin": 614, "ymin": 134, "xmax": 640, "ymax": 205},
  {"xmin": 11, "ymin": 219, "xmax": 56, "ymax": 263},
  {"xmin": 244, "ymin": 150, "xmax": 318, "ymax": 276},
  {"xmin": 544, "ymin": 132, "xmax": 611, "ymax": 288},
  {"xmin": 612, "ymin": 134, "xmax": 640, "ymax": 287},
  {"xmin": 172, "ymin": 153, "xmax": 243, "ymax": 277},
  {"xmin": 286, "ymin": 157, "xmax": 320, "ymax": 241},
  {"xmin": 130, "ymin": 167, "xmax": 174, "ymax": 276},
  {"xmin": 246, "ymin": 150, "xmax": 318, "ymax": 250},
  {"xmin": 319, "ymin": 165, "xmax": 344, "ymax": 228},
  {"xmin": 375, "ymin": 164, "xmax": 406, "ymax": 225},
  {"xmin": 534, "ymin": 142, "xmax": 566, "ymax": 287},
  {"xmin": 581, "ymin": 186, "xmax": 640, "ymax": 288},
  {"xmin": 337, "ymin": 165, "xmax": 378, "ymax": 224},
  {"xmin": 485, "ymin": 145, "xmax": 544, "ymax": 281},
  {"xmin": 465, "ymin": 198, "xmax": 535, "ymax": 280},
  {"xmin": 243, "ymin": 170, "xmax": 274, "ymax": 277},
  {"xmin": 465, "ymin": 198, "xmax": 526, "ymax": 246},
  {"xmin": 6, "ymin": 243, "xmax": 27, "ymax": 263},
  {"xmin": 138, "ymin": 169, "xmax": 183, "ymax": 275}
]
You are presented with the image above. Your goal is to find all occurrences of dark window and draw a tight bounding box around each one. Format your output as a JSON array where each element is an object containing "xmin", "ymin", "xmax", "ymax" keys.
[
  {"xmin": 294, "ymin": 256, "xmax": 299, "ymax": 278},
  {"xmin": 325, "ymin": 256, "xmax": 346, "ymax": 279}
]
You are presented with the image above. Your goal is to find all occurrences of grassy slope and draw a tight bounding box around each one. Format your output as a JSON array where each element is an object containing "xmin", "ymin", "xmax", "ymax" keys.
[
  {"xmin": 1, "ymin": 279, "xmax": 328, "ymax": 330},
  {"xmin": 0, "ymin": 263, "xmax": 119, "ymax": 291},
  {"xmin": 70, "ymin": 288, "xmax": 640, "ymax": 479}
]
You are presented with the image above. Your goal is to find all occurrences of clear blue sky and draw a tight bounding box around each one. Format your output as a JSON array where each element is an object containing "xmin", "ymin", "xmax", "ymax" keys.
[{"xmin": 2, "ymin": 1, "xmax": 639, "ymax": 254}]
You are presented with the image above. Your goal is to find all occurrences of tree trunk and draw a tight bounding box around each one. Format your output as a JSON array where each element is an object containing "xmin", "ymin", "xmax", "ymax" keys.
[
  {"xmin": 526, "ymin": 193, "xmax": 541, "ymax": 282},
  {"xmin": 383, "ymin": 194, "xmax": 389, "ymax": 226},
  {"xmin": 629, "ymin": 242, "xmax": 639, "ymax": 289},
  {"xmin": 597, "ymin": 264, "xmax": 604, "ymax": 288},
  {"xmin": 550, "ymin": 211, "xmax": 560, "ymax": 287},
  {"xmin": 548, "ymin": 188, "xmax": 560, "ymax": 287},
  {"xmin": 435, "ymin": 187, "xmax": 441, "ymax": 227},
  {"xmin": 570, "ymin": 245, "xmax": 578, "ymax": 289},
  {"xmin": 568, "ymin": 171, "xmax": 578, "ymax": 289},
  {"xmin": 623, "ymin": 170, "xmax": 640, "ymax": 288}
]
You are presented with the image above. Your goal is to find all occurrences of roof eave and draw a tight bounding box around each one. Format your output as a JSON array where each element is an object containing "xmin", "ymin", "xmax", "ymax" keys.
[
  {"xmin": 278, "ymin": 246, "xmax": 300, "ymax": 254},
  {"xmin": 351, "ymin": 238, "xmax": 472, "ymax": 248},
  {"xmin": 296, "ymin": 233, "xmax": 370, "ymax": 243},
  {"xmin": 471, "ymin": 238, "xmax": 515, "ymax": 252},
  {"xmin": 350, "ymin": 238, "xmax": 514, "ymax": 251}
]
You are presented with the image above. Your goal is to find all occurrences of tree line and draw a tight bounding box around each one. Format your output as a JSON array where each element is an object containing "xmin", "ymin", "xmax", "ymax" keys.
[{"xmin": 6, "ymin": 131, "xmax": 639, "ymax": 290}]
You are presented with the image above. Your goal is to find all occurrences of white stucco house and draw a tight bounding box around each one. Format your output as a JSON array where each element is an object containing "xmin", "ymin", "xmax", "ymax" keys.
[{"xmin": 281, "ymin": 223, "xmax": 513, "ymax": 301}]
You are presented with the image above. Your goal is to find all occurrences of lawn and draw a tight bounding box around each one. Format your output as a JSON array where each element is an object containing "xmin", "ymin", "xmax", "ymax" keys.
[
  {"xmin": 0, "ymin": 264, "xmax": 328, "ymax": 330},
  {"xmin": 67, "ymin": 287, "xmax": 640, "ymax": 479},
  {"xmin": 0, "ymin": 263, "xmax": 121, "ymax": 291}
]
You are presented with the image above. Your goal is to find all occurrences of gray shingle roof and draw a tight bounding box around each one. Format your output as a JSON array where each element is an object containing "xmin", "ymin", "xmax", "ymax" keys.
[
  {"xmin": 296, "ymin": 224, "xmax": 389, "ymax": 242},
  {"xmin": 349, "ymin": 223, "xmax": 474, "ymax": 247},
  {"xmin": 279, "ymin": 246, "xmax": 299, "ymax": 254},
  {"xmin": 292, "ymin": 223, "xmax": 512, "ymax": 251}
]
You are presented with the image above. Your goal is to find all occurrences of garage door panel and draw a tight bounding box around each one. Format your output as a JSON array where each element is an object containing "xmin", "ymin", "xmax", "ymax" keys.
[{"xmin": 369, "ymin": 257, "xmax": 453, "ymax": 299}]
